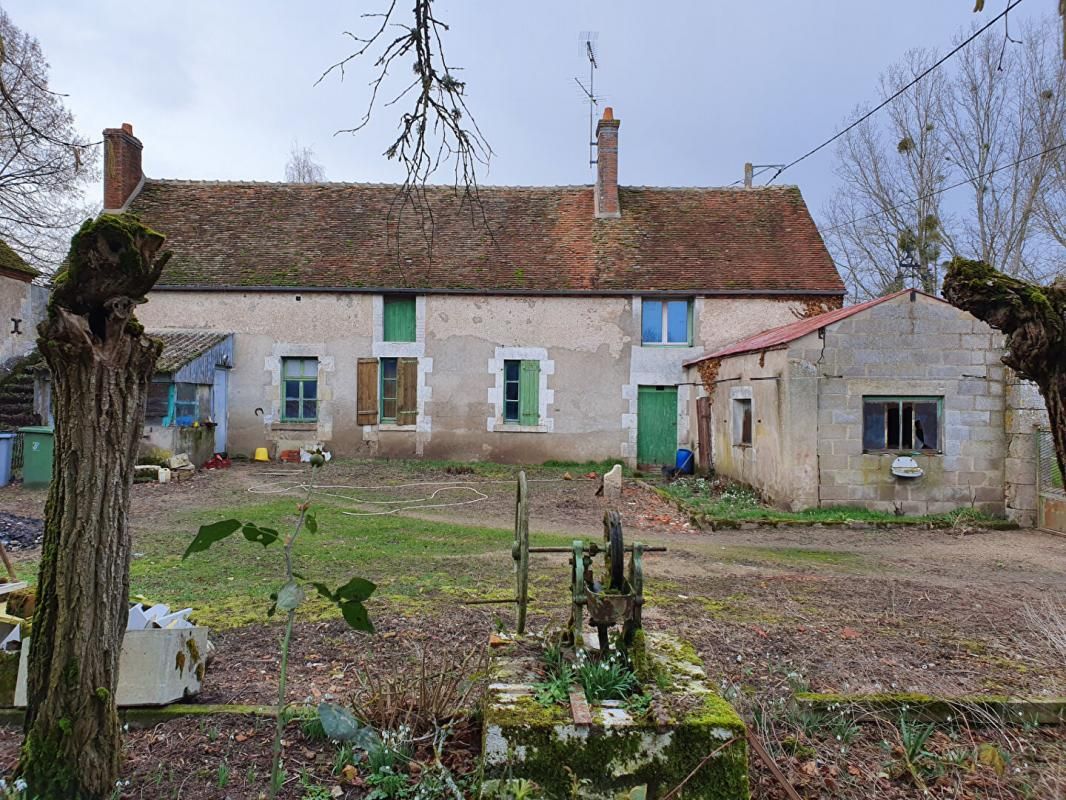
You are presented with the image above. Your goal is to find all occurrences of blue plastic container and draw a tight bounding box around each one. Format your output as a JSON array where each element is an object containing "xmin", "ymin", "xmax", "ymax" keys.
[
  {"xmin": 675, "ymin": 448, "xmax": 695, "ymax": 475},
  {"xmin": 0, "ymin": 433, "xmax": 14, "ymax": 487}
]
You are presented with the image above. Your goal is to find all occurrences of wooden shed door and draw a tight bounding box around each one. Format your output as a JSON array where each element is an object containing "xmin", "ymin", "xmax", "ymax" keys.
[
  {"xmin": 696, "ymin": 395, "xmax": 712, "ymax": 470},
  {"xmin": 637, "ymin": 386, "xmax": 677, "ymax": 466}
]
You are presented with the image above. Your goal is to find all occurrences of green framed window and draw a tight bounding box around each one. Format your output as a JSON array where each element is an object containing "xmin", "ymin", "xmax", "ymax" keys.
[
  {"xmin": 503, "ymin": 359, "xmax": 540, "ymax": 425},
  {"xmin": 641, "ymin": 298, "xmax": 692, "ymax": 345},
  {"xmin": 383, "ymin": 295, "xmax": 416, "ymax": 342},
  {"xmin": 862, "ymin": 396, "xmax": 942, "ymax": 452},
  {"xmin": 380, "ymin": 357, "xmax": 399, "ymax": 422},
  {"xmin": 282, "ymin": 357, "xmax": 318, "ymax": 422}
]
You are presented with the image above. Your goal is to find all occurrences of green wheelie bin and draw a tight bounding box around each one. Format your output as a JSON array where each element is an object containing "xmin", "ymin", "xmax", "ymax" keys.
[{"xmin": 18, "ymin": 426, "xmax": 54, "ymax": 488}]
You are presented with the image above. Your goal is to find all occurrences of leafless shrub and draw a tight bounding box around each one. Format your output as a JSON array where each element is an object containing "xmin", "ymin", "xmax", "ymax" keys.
[
  {"xmin": 347, "ymin": 644, "xmax": 487, "ymax": 738},
  {"xmin": 1025, "ymin": 598, "xmax": 1066, "ymax": 660}
]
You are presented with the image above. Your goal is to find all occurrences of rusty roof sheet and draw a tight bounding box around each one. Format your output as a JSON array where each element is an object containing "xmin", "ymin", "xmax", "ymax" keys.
[
  {"xmin": 686, "ymin": 289, "xmax": 948, "ymax": 364},
  {"xmin": 152, "ymin": 330, "xmax": 231, "ymax": 373},
  {"xmin": 129, "ymin": 180, "xmax": 844, "ymax": 295}
]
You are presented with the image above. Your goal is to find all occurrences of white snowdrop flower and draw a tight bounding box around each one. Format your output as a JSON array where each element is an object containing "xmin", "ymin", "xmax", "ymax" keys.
[
  {"xmin": 0, "ymin": 778, "xmax": 8, "ymax": 790},
  {"xmin": 15, "ymin": 778, "xmax": 27, "ymax": 791}
]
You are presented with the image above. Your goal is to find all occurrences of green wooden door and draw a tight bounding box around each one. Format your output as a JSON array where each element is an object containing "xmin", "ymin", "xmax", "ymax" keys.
[{"xmin": 637, "ymin": 386, "xmax": 678, "ymax": 466}]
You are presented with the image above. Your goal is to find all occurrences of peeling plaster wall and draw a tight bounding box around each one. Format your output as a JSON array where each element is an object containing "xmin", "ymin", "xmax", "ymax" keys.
[
  {"xmin": 623, "ymin": 297, "xmax": 808, "ymax": 464},
  {"xmin": 702, "ymin": 348, "xmax": 818, "ymax": 509},
  {"xmin": 138, "ymin": 290, "xmax": 826, "ymax": 463},
  {"xmin": 139, "ymin": 291, "xmax": 374, "ymax": 456},
  {"xmin": 0, "ymin": 275, "xmax": 47, "ymax": 370}
]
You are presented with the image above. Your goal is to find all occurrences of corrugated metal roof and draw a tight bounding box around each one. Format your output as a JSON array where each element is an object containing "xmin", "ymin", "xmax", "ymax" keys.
[
  {"xmin": 152, "ymin": 330, "xmax": 231, "ymax": 373},
  {"xmin": 685, "ymin": 289, "xmax": 946, "ymax": 364}
]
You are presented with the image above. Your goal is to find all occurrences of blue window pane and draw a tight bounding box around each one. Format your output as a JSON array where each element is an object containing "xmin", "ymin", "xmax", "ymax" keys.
[
  {"xmin": 666, "ymin": 301, "xmax": 689, "ymax": 343},
  {"xmin": 642, "ymin": 300, "xmax": 663, "ymax": 343},
  {"xmin": 303, "ymin": 380, "xmax": 317, "ymax": 400},
  {"xmin": 382, "ymin": 358, "xmax": 397, "ymax": 380},
  {"xmin": 285, "ymin": 399, "xmax": 300, "ymax": 419},
  {"xmin": 504, "ymin": 400, "xmax": 519, "ymax": 422},
  {"xmin": 284, "ymin": 380, "xmax": 300, "ymax": 399},
  {"xmin": 504, "ymin": 360, "xmax": 520, "ymax": 382},
  {"xmin": 505, "ymin": 381, "xmax": 519, "ymax": 402},
  {"xmin": 303, "ymin": 400, "xmax": 317, "ymax": 420}
]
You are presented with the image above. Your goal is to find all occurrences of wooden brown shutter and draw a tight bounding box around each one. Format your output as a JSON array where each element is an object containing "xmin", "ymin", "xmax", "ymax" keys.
[
  {"xmin": 356, "ymin": 358, "xmax": 379, "ymax": 425},
  {"xmin": 396, "ymin": 358, "xmax": 419, "ymax": 425}
]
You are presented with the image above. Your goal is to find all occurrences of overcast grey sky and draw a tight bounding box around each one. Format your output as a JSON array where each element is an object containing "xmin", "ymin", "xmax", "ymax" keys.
[{"xmin": 7, "ymin": 1, "xmax": 1049, "ymax": 219}]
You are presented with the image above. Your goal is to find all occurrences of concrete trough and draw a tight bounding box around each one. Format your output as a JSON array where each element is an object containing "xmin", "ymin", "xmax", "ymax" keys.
[{"xmin": 10, "ymin": 626, "xmax": 210, "ymax": 707}]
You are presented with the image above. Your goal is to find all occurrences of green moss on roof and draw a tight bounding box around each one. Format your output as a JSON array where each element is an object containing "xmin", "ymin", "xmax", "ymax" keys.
[{"xmin": 0, "ymin": 240, "xmax": 39, "ymax": 279}]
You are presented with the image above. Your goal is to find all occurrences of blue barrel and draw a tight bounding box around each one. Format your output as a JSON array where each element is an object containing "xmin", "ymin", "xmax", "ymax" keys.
[
  {"xmin": 0, "ymin": 433, "xmax": 14, "ymax": 487},
  {"xmin": 675, "ymin": 448, "xmax": 695, "ymax": 475}
]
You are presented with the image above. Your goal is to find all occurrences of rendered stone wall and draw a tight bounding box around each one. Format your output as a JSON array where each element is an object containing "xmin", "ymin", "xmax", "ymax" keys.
[
  {"xmin": 138, "ymin": 289, "xmax": 812, "ymax": 463},
  {"xmin": 702, "ymin": 348, "xmax": 819, "ymax": 509},
  {"xmin": 812, "ymin": 293, "xmax": 1008, "ymax": 515}
]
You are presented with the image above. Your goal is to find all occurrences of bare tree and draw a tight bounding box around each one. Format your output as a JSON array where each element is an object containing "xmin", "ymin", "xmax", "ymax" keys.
[
  {"xmin": 0, "ymin": 8, "xmax": 98, "ymax": 273},
  {"xmin": 20, "ymin": 214, "xmax": 169, "ymax": 799},
  {"xmin": 317, "ymin": 0, "xmax": 492, "ymax": 267},
  {"xmin": 940, "ymin": 20, "xmax": 1066, "ymax": 283},
  {"xmin": 823, "ymin": 50, "xmax": 950, "ymax": 300},
  {"xmin": 284, "ymin": 140, "xmax": 326, "ymax": 182},
  {"xmin": 824, "ymin": 19, "xmax": 1066, "ymax": 300}
]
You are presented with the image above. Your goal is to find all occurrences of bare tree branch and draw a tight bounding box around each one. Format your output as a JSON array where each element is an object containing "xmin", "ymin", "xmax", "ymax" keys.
[
  {"xmin": 318, "ymin": 0, "xmax": 493, "ymax": 278},
  {"xmin": 824, "ymin": 18, "xmax": 1066, "ymax": 300},
  {"xmin": 0, "ymin": 8, "xmax": 99, "ymax": 275}
]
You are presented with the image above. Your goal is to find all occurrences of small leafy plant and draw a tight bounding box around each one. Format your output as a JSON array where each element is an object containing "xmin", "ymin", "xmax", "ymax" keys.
[{"xmin": 183, "ymin": 460, "xmax": 376, "ymax": 798}]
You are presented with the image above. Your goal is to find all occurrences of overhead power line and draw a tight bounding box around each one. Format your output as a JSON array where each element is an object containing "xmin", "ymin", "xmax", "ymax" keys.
[
  {"xmin": 819, "ymin": 139, "xmax": 1066, "ymax": 235},
  {"xmin": 764, "ymin": 0, "xmax": 1026, "ymax": 185}
]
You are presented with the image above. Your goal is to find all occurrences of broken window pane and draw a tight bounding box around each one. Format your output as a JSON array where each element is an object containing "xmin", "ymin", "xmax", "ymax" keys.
[
  {"xmin": 912, "ymin": 402, "xmax": 938, "ymax": 450},
  {"xmin": 862, "ymin": 397, "xmax": 941, "ymax": 452}
]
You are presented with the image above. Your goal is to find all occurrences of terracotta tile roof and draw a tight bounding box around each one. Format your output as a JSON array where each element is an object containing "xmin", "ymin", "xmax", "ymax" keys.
[
  {"xmin": 152, "ymin": 330, "xmax": 231, "ymax": 373},
  {"xmin": 686, "ymin": 289, "xmax": 947, "ymax": 363},
  {"xmin": 128, "ymin": 180, "xmax": 843, "ymax": 295}
]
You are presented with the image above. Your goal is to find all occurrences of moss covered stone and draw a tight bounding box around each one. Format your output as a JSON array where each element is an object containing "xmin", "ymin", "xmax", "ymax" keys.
[{"xmin": 483, "ymin": 632, "xmax": 748, "ymax": 799}]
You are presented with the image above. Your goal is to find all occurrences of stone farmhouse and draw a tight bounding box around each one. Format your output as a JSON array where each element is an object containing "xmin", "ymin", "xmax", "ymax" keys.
[
  {"xmin": 100, "ymin": 112, "xmax": 847, "ymax": 465},
  {"xmin": 683, "ymin": 290, "xmax": 1051, "ymax": 525}
]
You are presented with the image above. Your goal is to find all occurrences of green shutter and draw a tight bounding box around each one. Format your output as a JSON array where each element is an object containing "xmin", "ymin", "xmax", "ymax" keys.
[
  {"xmin": 383, "ymin": 296, "xmax": 416, "ymax": 342},
  {"xmin": 519, "ymin": 360, "xmax": 540, "ymax": 426}
]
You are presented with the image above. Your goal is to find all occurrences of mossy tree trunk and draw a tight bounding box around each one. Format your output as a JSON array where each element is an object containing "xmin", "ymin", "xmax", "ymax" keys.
[
  {"xmin": 943, "ymin": 257, "xmax": 1066, "ymax": 485},
  {"xmin": 19, "ymin": 215, "xmax": 169, "ymax": 799}
]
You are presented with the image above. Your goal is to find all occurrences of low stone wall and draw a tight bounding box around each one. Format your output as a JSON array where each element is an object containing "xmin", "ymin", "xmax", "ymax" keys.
[{"xmin": 482, "ymin": 631, "xmax": 749, "ymax": 799}]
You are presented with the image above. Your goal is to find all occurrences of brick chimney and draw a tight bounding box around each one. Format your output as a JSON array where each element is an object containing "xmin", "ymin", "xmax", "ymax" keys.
[
  {"xmin": 103, "ymin": 123, "xmax": 143, "ymax": 211},
  {"xmin": 594, "ymin": 107, "xmax": 620, "ymax": 218}
]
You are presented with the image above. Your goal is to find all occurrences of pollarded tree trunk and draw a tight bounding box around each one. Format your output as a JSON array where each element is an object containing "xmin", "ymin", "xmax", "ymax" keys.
[
  {"xmin": 19, "ymin": 215, "xmax": 169, "ymax": 799},
  {"xmin": 942, "ymin": 257, "xmax": 1066, "ymax": 486}
]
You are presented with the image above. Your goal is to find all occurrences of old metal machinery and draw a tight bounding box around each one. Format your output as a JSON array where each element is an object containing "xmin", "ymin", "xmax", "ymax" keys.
[{"xmin": 472, "ymin": 471, "xmax": 664, "ymax": 647}]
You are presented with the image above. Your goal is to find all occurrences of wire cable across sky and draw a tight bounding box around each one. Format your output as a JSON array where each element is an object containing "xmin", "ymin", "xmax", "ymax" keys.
[
  {"xmin": 762, "ymin": 0, "xmax": 1027, "ymax": 186},
  {"xmin": 818, "ymin": 139, "xmax": 1066, "ymax": 235}
]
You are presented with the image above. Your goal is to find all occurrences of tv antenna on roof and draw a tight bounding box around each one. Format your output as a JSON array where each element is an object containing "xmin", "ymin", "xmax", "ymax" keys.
[{"xmin": 575, "ymin": 32, "xmax": 602, "ymax": 168}]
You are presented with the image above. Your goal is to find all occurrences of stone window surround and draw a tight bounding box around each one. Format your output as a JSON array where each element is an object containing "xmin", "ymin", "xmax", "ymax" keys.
[
  {"xmin": 368, "ymin": 295, "xmax": 433, "ymax": 437},
  {"xmin": 487, "ymin": 346, "xmax": 555, "ymax": 433},
  {"xmin": 265, "ymin": 343, "xmax": 335, "ymax": 442},
  {"xmin": 730, "ymin": 386, "xmax": 753, "ymax": 448}
]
